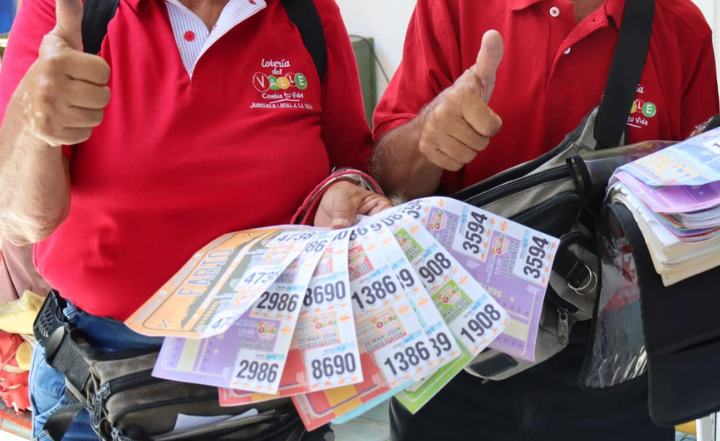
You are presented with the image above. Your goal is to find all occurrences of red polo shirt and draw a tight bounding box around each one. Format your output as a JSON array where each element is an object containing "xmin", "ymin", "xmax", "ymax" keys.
[
  {"xmin": 0, "ymin": 0, "xmax": 372, "ymax": 319},
  {"xmin": 374, "ymin": 0, "xmax": 720, "ymax": 194}
]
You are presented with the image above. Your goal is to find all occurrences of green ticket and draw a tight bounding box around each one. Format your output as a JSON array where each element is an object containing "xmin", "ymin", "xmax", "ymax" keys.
[{"xmin": 395, "ymin": 350, "xmax": 474, "ymax": 414}]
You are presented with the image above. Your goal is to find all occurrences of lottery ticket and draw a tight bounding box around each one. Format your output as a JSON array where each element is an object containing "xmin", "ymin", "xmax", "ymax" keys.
[
  {"xmin": 390, "ymin": 212, "xmax": 509, "ymax": 357},
  {"xmin": 293, "ymin": 224, "xmax": 437, "ymax": 430},
  {"xmin": 328, "ymin": 212, "xmax": 466, "ymax": 425},
  {"xmin": 402, "ymin": 197, "xmax": 559, "ymax": 361},
  {"xmin": 373, "ymin": 215, "xmax": 462, "ymax": 369},
  {"xmin": 204, "ymin": 229, "xmax": 319, "ymax": 336},
  {"xmin": 154, "ymin": 233, "xmax": 331, "ymax": 392},
  {"xmin": 395, "ymin": 351, "xmax": 474, "ymax": 414},
  {"xmin": 348, "ymin": 227, "xmax": 438, "ymax": 386},
  {"xmin": 227, "ymin": 232, "xmax": 335, "ymax": 393},
  {"xmin": 293, "ymin": 349, "xmax": 401, "ymax": 431},
  {"xmin": 219, "ymin": 229, "xmax": 362, "ymax": 404},
  {"xmin": 127, "ymin": 229, "xmax": 277, "ymax": 338}
]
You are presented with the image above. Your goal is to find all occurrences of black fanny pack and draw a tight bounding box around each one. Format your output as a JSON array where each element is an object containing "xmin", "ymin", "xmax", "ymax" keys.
[{"xmin": 33, "ymin": 291, "xmax": 331, "ymax": 441}]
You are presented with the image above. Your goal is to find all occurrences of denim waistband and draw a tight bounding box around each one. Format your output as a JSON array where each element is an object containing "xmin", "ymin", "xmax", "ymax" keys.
[{"xmin": 63, "ymin": 302, "xmax": 163, "ymax": 353}]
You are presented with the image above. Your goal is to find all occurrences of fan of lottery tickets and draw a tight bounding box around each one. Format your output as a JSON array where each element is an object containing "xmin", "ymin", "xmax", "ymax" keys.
[{"xmin": 126, "ymin": 197, "xmax": 560, "ymax": 430}]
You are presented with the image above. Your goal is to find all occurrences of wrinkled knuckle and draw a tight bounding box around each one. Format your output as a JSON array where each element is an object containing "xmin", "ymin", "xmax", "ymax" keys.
[
  {"xmin": 81, "ymin": 129, "xmax": 93, "ymax": 142},
  {"xmin": 36, "ymin": 75, "xmax": 60, "ymax": 106},
  {"xmin": 422, "ymin": 122, "xmax": 438, "ymax": 141},
  {"xmin": 91, "ymin": 110, "xmax": 105, "ymax": 126},
  {"xmin": 476, "ymin": 137, "xmax": 491, "ymax": 152},
  {"xmin": 447, "ymin": 161, "xmax": 463, "ymax": 172},
  {"xmin": 462, "ymin": 150, "xmax": 478, "ymax": 164},
  {"xmin": 96, "ymin": 61, "xmax": 112, "ymax": 84},
  {"xmin": 431, "ymin": 104, "xmax": 451, "ymax": 123},
  {"xmin": 418, "ymin": 139, "xmax": 433, "ymax": 156},
  {"xmin": 99, "ymin": 87, "xmax": 112, "ymax": 107},
  {"xmin": 44, "ymin": 52, "xmax": 66, "ymax": 71}
]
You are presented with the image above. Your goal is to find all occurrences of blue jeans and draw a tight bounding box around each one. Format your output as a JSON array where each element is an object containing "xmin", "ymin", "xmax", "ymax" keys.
[{"xmin": 30, "ymin": 304, "xmax": 163, "ymax": 441}]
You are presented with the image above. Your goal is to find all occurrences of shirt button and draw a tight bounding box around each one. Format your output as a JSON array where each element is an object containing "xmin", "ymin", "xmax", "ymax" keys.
[
  {"xmin": 564, "ymin": 47, "xmax": 572, "ymax": 55},
  {"xmin": 550, "ymin": 6, "xmax": 560, "ymax": 17},
  {"xmin": 184, "ymin": 31, "xmax": 195, "ymax": 42}
]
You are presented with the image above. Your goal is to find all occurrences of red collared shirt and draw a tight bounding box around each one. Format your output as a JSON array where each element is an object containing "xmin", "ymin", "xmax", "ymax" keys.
[
  {"xmin": 374, "ymin": 0, "xmax": 719, "ymax": 194},
  {"xmin": 0, "ymin": 0, "xmax": 372, "ymax": 319}
]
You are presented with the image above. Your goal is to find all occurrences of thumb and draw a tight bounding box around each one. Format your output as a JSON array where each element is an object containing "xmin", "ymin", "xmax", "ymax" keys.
[
  {"xmin": 329, "ymin": 197, "xmax": 357, "ymax": 229},
  {"xmin": 53, "ymin": 0, "xmax": 84, "ymax": 51},
  {"xmin": 471, "ymin": 30, "xmax": 504, "ymax": 103}
]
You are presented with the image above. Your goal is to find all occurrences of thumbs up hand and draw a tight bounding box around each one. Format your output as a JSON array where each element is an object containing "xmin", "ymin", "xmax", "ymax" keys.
[
  {"xmin": 16, "ymin": 0, "xmax": 111, "ymax": 147},
  {"xmin": 418, "ymin": 30, "xmax": 505, "ymax": 172}
]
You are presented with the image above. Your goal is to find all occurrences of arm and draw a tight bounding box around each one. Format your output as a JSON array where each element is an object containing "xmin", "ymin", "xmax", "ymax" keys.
[
  {"xmin": 0, "ymin": 118, "xmax": 70, "ymax": 245},
  {"xmin": 373, "ymin": 32, "xmax": 504, "ymax": 200},
  {"xmin": 0, "ymin": 0, "xmax": 111, "ymax": 245},
  {"xmin": 371, "ymin": 0, "xmax": 503, "ymax": 199}
]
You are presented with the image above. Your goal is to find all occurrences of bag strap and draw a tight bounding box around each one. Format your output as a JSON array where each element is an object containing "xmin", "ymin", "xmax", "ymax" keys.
[
  {"xmin": 81, "ymin": 0, "xmax": 120, "ymax": 55},
  {"xmin": 43, "ymin": 403, "xmax": 87, "ymax": 441},
  {"xmin": 80, "ymin": 0, "xmax": 328, "ymax": 81},
  {"xmin": 281, "ymin": 0, "xmax": 327, "ymax": 81},
  {"xmin": 594, "ymin": 0, "xmax": 655, "ymax": 150}
]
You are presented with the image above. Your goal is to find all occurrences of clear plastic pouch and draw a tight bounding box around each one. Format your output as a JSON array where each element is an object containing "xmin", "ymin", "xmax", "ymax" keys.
[{"xmin": 580, "ymin": 204, "xmax": 648, "ymax": 389}]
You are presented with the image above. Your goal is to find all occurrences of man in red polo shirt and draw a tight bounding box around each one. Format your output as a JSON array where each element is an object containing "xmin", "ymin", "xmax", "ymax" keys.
[
  {"xmin": 373, "ymin": 0, "xmax": 718, "ymax": 440},
  {"xmin": 0, "ymin": 0, "xmax": 390, "ymax": 438}
]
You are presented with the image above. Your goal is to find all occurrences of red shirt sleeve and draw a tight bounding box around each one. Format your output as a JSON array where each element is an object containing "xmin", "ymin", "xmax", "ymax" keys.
[
  {"xmin": 680, "ymin": 34, "xmax": 719, "ymax": 138},
  {"xmin": 315, "ymin": 0, "xmax": 372, "ymax": 173},
  {"xmin": 372, "ymin": 0, "xmax": 462, "ymax": 141}
]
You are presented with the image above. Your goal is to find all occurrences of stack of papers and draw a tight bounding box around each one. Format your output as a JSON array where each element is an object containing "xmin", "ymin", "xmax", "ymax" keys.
[
  {"xmin": 608, "ymin": 127, "xmax": 720, "ymax": 286},
  {"xmin": 125, "ymin": 197, "xmax": 560, "ymax": 430}
]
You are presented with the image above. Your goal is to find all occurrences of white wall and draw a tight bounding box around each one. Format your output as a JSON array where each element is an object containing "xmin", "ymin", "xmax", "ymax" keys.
[
  {"xmin": 337, "ymin": 0, "xmax": 720, "ymax": 98},
  {"xmin": 335, "ymin": 0, "xmax": 416, "ymax": 99},
  {"xmin": 691, "ymin": 0, "xmax": 720, "ymax": 90}
]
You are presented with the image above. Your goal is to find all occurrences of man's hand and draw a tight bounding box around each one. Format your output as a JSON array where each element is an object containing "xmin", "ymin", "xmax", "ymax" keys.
[
  {"xmin": 315, "ymin": 182, "xmax": 393, "ymax": 229},
  {"xmin": 418, "ymin": 30, "xmax": 505, "ymax": 172},
  {"xmin": 17, "ymin": 0, "xmax": 111, "ymax": 147}
]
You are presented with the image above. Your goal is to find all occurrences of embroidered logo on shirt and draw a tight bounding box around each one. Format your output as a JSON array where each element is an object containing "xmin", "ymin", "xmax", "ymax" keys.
[{"xmin": 250, "ymin": 59, "xmax": 313, "ymax": 110}]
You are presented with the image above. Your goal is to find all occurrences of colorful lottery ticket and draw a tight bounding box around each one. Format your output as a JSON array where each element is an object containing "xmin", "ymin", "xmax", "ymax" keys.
[
  {"xmin": 226, "ymin": 232, "xmax": 335, "ymax": 394},
  {"xmin": 402, "ymin": 197, "xmax": 558, "ymax": 361},
  {"xmin": 348, "ymin": 226, "xmax": 438, "ymax": 386},
  {"xmin": 293, "ymin": 224, "xmax": 438, "ymax": 430},
  {"xmin": 390, "ymin": 211, "xmax": 509, "ymax": 357},
  {"xmin": 329, "ymin": 211, "xmax": 467, "ymax": 424},
  {"xmin": 202, "ymin": 229, "xmax": 319, "ymax": 336},
  {"xmin": 219, "ymin": 229, "xmax": 362, "ymax": 405},
  {"xmin": 374, "ymin": 215, "xmax": 462, "ymax": 369},
  {"xmin": 395, "ymin": 351, "xmax": 474, "ymax": 414},
  {"xmin": 153, "ymin": 233, "xmax": 331, "ymax": 392},
  {"xmin": 127, "ymin": 229, "xmax": 276, "ymax": 338}
]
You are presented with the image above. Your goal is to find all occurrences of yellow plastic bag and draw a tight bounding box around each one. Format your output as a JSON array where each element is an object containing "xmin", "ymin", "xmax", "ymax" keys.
[{"xmin": 0, "ymin": 291, "xmax": 43, "ymax": 335}]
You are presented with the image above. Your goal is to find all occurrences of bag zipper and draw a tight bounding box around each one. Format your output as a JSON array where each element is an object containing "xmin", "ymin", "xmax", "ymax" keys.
[
  {"xmin": 93, "ymin": 370, "xmax": 162, "ymax": 430},
  {"xmin": 111, "ymin": 394, "xmax": 220, "ymax": 427},
  {"xmin": 465, "ymin": 166, "xmax": 571, "ymax": 208},
  {"xmin": 556, "ymin": 307, "xmax": 570, "ymax": 347},
  {"xmin": 111, "ymin": 399, "xmax": 291, "ymax": 441},
  {"xmin": 453, "ymin": 131, "xmax": 580, "ymax": 201},
  {"xmin": 511, "ymin": 192, "xmax": 582, "ymax": 236}
]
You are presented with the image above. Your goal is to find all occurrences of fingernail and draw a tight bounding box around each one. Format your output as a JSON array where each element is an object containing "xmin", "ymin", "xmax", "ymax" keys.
[{"xmin": 331, "ymin": 219, "xmax": 350, "ymax": 229}]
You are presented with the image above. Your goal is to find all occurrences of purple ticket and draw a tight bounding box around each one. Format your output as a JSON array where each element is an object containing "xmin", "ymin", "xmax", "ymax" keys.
[{"xmin": 402, "ymin": 198, "xmax": 559, "ymax": 362}]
